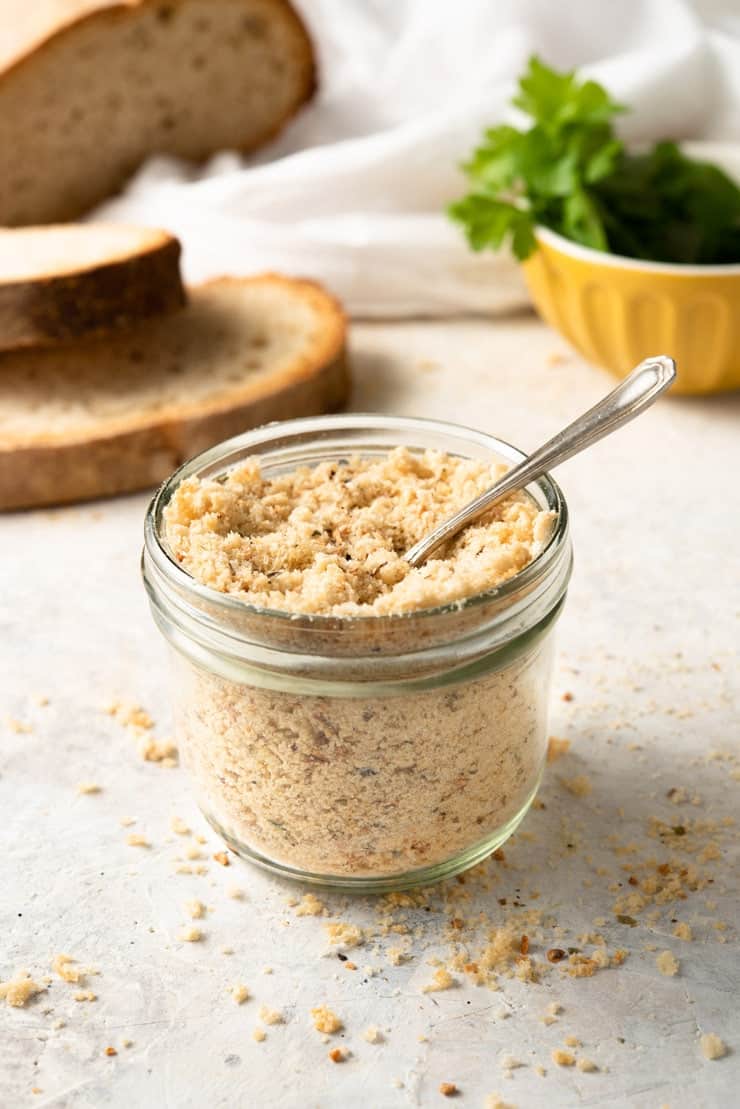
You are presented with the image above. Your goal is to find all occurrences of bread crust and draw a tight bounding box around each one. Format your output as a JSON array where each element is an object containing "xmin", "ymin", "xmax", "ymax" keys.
[
  {"xmin": 0, "ymin": 274, "xmax": 349, "ymax": 511},
  {"xmin": 0, "ymin": 228, "xmax": 184, "ymax": 349},
  {"xmin": 0, "ymin": 0, "xmax": 317, "ymax": 225}
]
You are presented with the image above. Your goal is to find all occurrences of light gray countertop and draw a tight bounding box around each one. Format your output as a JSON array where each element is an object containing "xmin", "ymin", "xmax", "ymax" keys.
[{"xmin": 2, "ymin": 316, "xmax": 738, "ymax": 1108}]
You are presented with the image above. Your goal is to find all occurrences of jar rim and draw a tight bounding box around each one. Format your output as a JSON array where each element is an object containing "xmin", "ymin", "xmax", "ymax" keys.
[{"xmin": 143, "ymin": 413, "xmax": 570, "ymax": 629}]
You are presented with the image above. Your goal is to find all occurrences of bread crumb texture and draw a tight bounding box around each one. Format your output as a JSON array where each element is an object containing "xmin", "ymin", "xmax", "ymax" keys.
[
  {"xmin": 656, "ymin": 950, "xmax": 680, "ymax": 976},
  {"xmin": 700, "ymin": 1033, "xmax": 726, "ymax": 1060},
  {"xmin": 164, "ymin": 448, "xmax": 554, "ymax": 617},
  {"xmin": 551, "ymin": 1049, "xmax": 576, "ymax": 1067},
  {"xmin": 0, "ymin": 972, "xmax": 44, "ymax": 1007},
  {"xmin": 259, "ymin": 1005, "xmax": 283, "ymax": 1025},
  {"xmin": 232, "ymin": 984, "xmax": 250, "ymax": 1005},
  {"xmin": 76, "ymin": 781, "xmax": 101, "ymax": 794},
  {"xmin": 311, "ymin": 1005, "xmax": 342, "ymax": 1034}
]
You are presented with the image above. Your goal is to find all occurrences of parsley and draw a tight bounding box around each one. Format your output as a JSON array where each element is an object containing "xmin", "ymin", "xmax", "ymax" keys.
[{"xmin": 450, "ymin": 56, "xmax": 740, "ymax": 264}]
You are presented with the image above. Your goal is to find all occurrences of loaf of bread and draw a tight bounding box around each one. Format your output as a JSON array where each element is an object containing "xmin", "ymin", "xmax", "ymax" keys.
[
  {"xmin": 0, "ymin": 275, "xmax": 348, "ymax": 510},
  {"xmin": 0, "ymin": 223, "xmax": 184, "ymax": 349},
  {"xmin": 0, "ymin": 0, "xmax": 315, "ymax": 225}
]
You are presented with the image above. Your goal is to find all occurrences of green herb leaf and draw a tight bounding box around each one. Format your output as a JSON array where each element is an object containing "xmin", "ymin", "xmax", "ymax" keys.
[{"xmin": 449, "ymin": 55, "xmax": 740, "ymax": 265}]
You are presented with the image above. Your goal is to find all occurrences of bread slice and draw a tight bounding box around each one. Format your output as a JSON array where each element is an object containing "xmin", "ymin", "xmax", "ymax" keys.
[
  {"xmin": 0, "ymin": 224, "xmax": 185, "ymax": 350},
  {"xmin": 0, "ymin": 275, "xmax": 348, "ymax": 510},
  {"xmin": 0, "ymin": 0, "xmax": 315, "ymax": 225}
]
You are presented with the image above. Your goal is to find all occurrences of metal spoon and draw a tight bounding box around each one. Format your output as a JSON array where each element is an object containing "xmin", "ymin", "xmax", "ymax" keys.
[{"xmin": 404, "ymin": 354, "xmax": 676, "ymax": 567}]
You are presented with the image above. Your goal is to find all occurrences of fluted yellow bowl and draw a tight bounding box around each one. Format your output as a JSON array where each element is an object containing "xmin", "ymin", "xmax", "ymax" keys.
[{"xmin": 520, "ymin": 144, "xmax": 740, "ymax": 394}]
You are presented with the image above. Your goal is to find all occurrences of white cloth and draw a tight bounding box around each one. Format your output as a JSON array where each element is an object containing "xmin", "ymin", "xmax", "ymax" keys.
[{"xmin": 93, "ymin": 0, "xmax": 740, "ymax": 317}]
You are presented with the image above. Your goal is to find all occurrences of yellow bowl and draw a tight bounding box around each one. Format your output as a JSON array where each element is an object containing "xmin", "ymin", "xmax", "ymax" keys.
[{"xmin": 521, "ymin": 225, "xmax": 740, "ymax": 396}]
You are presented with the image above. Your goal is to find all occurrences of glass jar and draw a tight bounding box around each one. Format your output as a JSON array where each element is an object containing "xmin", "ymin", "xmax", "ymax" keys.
[{"xmin": 142, "ymin": 415, "xmax": 572, "ymax": 892}]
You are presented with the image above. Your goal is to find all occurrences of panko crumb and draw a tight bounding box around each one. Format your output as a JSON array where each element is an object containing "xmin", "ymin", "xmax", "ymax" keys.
[
  {"xmin": 52, "ymin": 954, "xmax": 86, "ymax": 984},
  {"xmin": 185, "ymin": 900, "xmax": 206, "ymax": 919},
  {"xmin": 232, "ymin": 985, "xmax": 250, "ymax": 1004},
  {"xmin": 170, "ymin": 816, "xmax": 190, "ymax": 835},
  {"xmin": 164, "ymin": 448, "xmax": 555, "ymax": 618},
  {"xmin": 227, "ymin": 886, "xmax": 244, "ymax": 900},
  {"xmin": 329, "ymin": 1047, "xmax": 349, "ymax": 1063},
  {"xmin": 0, "ymin": 973, "xmax": 45, "ymax": 1007},
  {"xmin": 439, "ymin": 1083, "xmax": 458, "ymax": 1097},
  {"xmin": 422, "ymin": 967, "xmax": 456, "ymax": 993},
  {"xmin": 125, "ymin": 833, "xmax": 150, "ymax": 848},
  {"xmin": 296, "ymin": 893, "xmax": 326, "ymax": 917},
  {"xmin": 74, "ymin": 990, "xmax": 97, "ymax": 1002},
  {"xmin": 311, "ymin": 1005, "xmax": 342, "ymax": 1034},
  {"xmin": 673, "ymin": 922, "xmax": 693, "ymax": 941},
  {"xmin": 136, "ymin": 734, "xmax": 178, "ymax": 765},
  {"xmin": 656, "ymin": 951, "xmax": 679, "ymax": 976},
  {"xmin": 700, "ymin": 1033, "xmax": 726, "ymax": 1060},
  {"xmin": 178, "ymin": 927, "xmax": 203, "ymax": 943},
  {"xmin": 563, "ymin": 1035, "xmax": 580, "ymax": 1047},
  {"xmin": 546, "ymin": 737, "xmax": 571, "ymax": 763},
  {"xmin": 551, "ymin": 1050, "xmax": 575, "ymax": 1067},
  {"xmin": 6, "ymin": 717, "xmax": 33, "ymax": 734},
  {"xmin": 485, "ymin": 1096, "xmax": 516, "ymax": 1109},
  {"xmin": 577, "ymin": 1058, "xmax": 599, "ymax": 1072},
  {"xmin": 213, "ymin": 852, "xmax": 230, "ymax": 867},
  {"xmin": 253, "ymin": 1027, "xmax": 266, "ymax": 1042},
  {"xmin": 559, "ymin": 774, "xmax": 592, "ymax": 797},
  {"xmin": 76, "ymin": 782, "xmax": 101, "ymax": 795},
  {"xmin": 325, "ymin": 922, "xmax": 363, "ymax": 948},
  {"xmin": 363, "ymin": 1025, "xmax": 383, "ymax": 1043},
  {"xmin": 104, "ymin": 701, "xmax": 153, "ymax": 729},
  {"xmin": 259, "ymin": 1006, "xmax": 283, "ymax": 1025}
]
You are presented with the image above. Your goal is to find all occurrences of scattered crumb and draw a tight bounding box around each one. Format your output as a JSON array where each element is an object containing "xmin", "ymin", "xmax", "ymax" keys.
[
  {"xmin": 325, "ymin": 922, "xmax": 363, "ymax": 949},
  {"xmin": 6, "ymin": 717, "xmax": 32, "ymax": 734},
  {"xmin": 121, "ymin": 1038, "xmax": 133, "ymax": 1048},
  {"xmin": 551, "ymin": 1049, "xmax": 575, "ymax": 1067},
  {"xmin": 564, "ymin": 1035, "xmax": 580, "ymax": 1047},
  {"xmin": 76, "ymin": 782, "xmax": 101, "ymax": 795},
  {"xmin": 311, "ymin": 1005, "xmax": 342, "ymax": 1034},
  {"xmin": 0, "ymin": 973, "xmax": 45, "ymax": 1007},
  {"xmin": 170, "ymin": 816, "xmax": 190, "ymax": 835},
  {"xmin": 185, "ymin": 900, "xmax": 206, "ymax": 920},
  {"xmin": 386, "ymin": 946, "xmax": 409, "ymax": 966},
  {"xmin": 263, "ymin": 967, "xmax": 273, "ymax": 975},
  {"xmin": 329, "ymin": 1047, "xmax": 348, "ymax": 1063},
  {"xmin": 547, "ymin": 737, "xmax": 571, "ymax": 763},
  {"xmin": 296, "ymin": 893, "xmax": 326, "ymax": 917},
  {"xmin": 119, "ymin": 816, "xmax": 136, "ymax": 827},
  {"xmin": 35, "ymin": 695, "xmax": 50, "ymax": 706},
  {"xmin": 227, "ymin": 886, "xmax": 244, "ymax": 900},
  {"xmin": 559, "ymin": 774, "xmax": 592, "ymax": 797},
  {"xmin": 104, "ymin": 700, "xmax": 153, "ymax": 729},
  {"xmin": 105, "ymin": 1046, "xmax": 117, "ymax": 1057},
  {"xmin": 656, "ymin": 951, "xmax": 679, "ymax": 977},
  {"xmin": 259, "ymin": 1006, "xmax": 283, "ymax": 1025},
  {"xmin": 700, "ymin": 1033, "xmax": 726, "ymax": 1060},
  {"xmin": 485, "ymin": 1096, "xmax": 516, "ymax": 1109},
  {"xmin": 73, "ymin": 991, "xmax": 97, "ymax": 1002},
  {"xmin": 51, "ymin": 954, "xmax": 86, "ymax": 984},
  {"xmin": 253, "ymin": 1028, "xmax": 266, "ymax": 1042},
  {"xmin": 136, "ymin": 735, "xmax": 178, "ymax": 765},
  {"xmin": 125, "ymin": 833, "xmax": 150, "ymax": 848},
  {"xmin": 500, "ymin": 1055, "xmax": 523, "ymax": 1070},
  {"xmin": 547, "ymin": 1002, "xmax": 562, "ymax": 1016},
  {"xmin": 52, "ymin": 1019, "xmax": 65, "ymax": 1030},
  {"xmin": 221, "ymin": 946, "xmax": 234, "ymax": 956},
  {"xmin": 213, "ymin": 852, "xmax": 230, "ymax": 867},
  {"xmin": 178, "ymin": 927, "xmax": 203, "ymax": 943},
  {"xmin": 422, "ymin": 967, "xmax": 456, "ymax": 993},
  {"xmin": 363, "ymin": 1025, "xmax": 383, "ymax": 1044},
  {"xmin": 673, "ymin": 922, "xmax": 693, "ymax": 941},
  {"xmin": 439, "ymin": 1082, "xmax": 458, "ymax": 1097},
  {"xmin": 232, "ymin": 984, "xmax": 249, "ymax": 1004},
  {"xmin": 577, "ymin": 1058, "xmax": 598, "ymax": 1073}
]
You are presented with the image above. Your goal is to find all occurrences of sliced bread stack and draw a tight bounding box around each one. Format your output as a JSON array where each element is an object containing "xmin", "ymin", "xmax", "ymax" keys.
[{"xmin": 0, "ymin": 227, "xmax": 349, "ymax": 510}]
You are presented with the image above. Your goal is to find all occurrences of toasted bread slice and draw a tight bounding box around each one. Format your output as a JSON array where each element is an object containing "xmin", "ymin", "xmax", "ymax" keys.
[
  {"xmin": 0, "ymin": 0, "xmax": 316, "ymax": 225},
  {"xmin": 0, "ymin": 275, "xmax": 348, "ymax": 510},
  {"xmin": 0, "ymin": 223, "xmax": 185, "ymax": 349}
]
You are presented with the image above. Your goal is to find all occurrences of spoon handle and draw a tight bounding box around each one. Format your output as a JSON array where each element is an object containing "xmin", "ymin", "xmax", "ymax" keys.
[{"xmin": 404, "ymin": 355, "xmax": 676, "ymax": 567}]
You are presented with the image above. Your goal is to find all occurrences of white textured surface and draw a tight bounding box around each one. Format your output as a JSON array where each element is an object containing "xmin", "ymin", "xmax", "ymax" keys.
[{"xmin": 2, "ymin": 317, "xmax": 739, "ymax": 1108}]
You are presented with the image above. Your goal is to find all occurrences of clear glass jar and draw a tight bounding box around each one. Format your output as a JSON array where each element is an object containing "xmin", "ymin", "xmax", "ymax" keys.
[{"xmin": 142, "ymin": 415, "xmax": 572, "ymax": 892}]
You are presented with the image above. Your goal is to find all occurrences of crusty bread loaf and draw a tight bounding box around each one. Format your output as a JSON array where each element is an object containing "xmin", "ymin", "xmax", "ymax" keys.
[
  {"xmin": 0, "ymin": 0, "xmax": 315, "ymax": 225},
  {"xmin": 0, "ymin": 275, "xmax": 348, "ymax": 510},
  {"xmin": 0, "ymin": 223, "xmax": 184, "ymax": 349}
]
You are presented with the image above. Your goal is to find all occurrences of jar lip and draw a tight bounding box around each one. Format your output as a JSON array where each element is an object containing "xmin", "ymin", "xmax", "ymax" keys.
[{"xmin": 143, "ymin": 413, "xmax": 570, "ymax": 627}]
